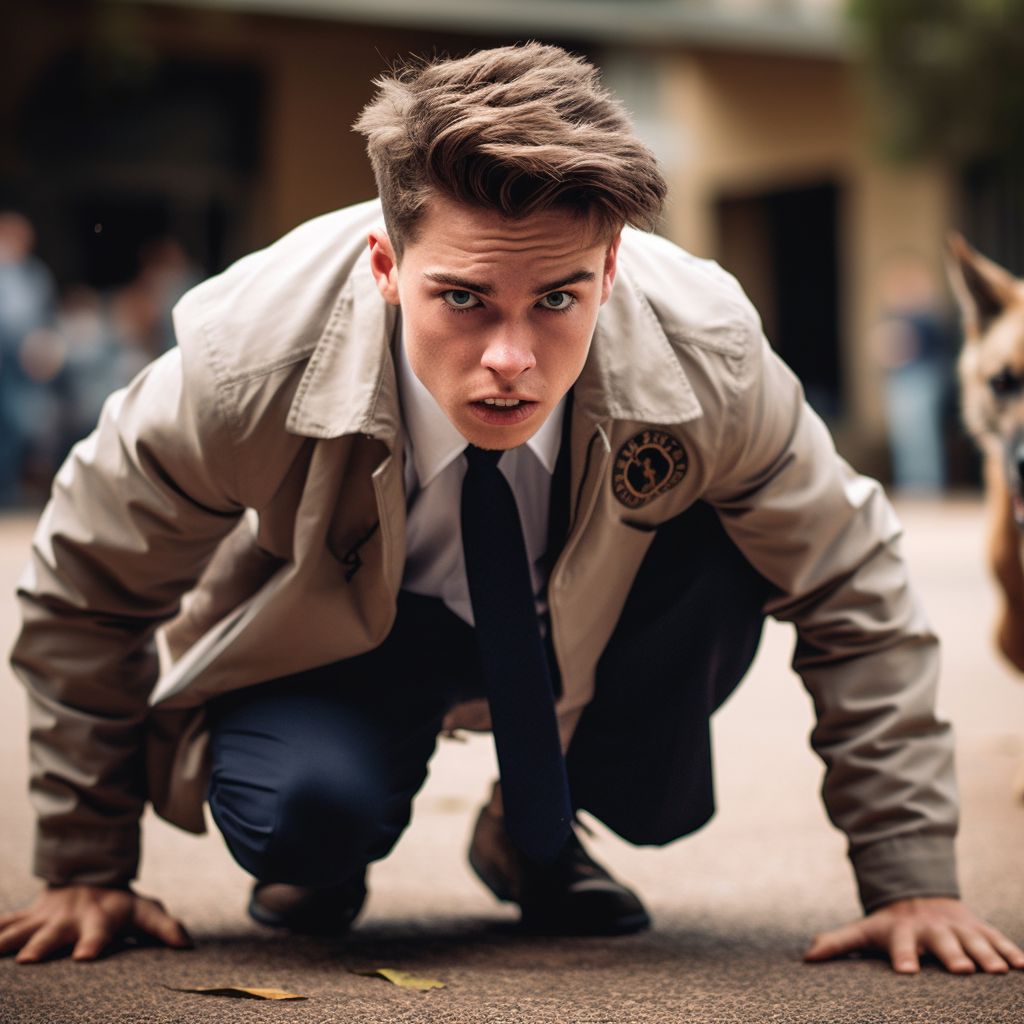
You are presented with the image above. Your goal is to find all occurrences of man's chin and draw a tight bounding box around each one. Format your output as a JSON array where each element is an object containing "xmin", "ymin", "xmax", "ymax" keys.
[
  {"xmin": 458, "ymin": 427, "xmax": 536, "ymax": 451},
  {"xmin": 457, "ymin": 401, "xmax": 545, "ymax": 449}
]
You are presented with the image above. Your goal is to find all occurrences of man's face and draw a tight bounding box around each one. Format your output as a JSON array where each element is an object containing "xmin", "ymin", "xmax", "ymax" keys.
[{"xmin": 369, "ymin": 197, "xmax": 620, "ymax": 449}]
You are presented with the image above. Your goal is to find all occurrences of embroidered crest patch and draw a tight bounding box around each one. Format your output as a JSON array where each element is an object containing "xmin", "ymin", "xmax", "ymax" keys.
[{"xmin": 612, "ymin": 430, "xmax": 688, "ymax": 508}]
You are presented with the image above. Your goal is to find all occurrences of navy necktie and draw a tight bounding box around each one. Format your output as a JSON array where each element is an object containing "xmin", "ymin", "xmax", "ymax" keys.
[{"xmin": 460, "ymin": 444, "xmax": 573, "ymax": 866}]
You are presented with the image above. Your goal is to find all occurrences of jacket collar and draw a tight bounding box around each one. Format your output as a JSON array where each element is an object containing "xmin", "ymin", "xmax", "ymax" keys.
[
  {"xmin": 286, "ymin": 232, "xmax": 703, "ymax": 444},
  {"xmin": 574, "ymin": 259, "xmax": 703, "ymax": 427},
  {"xmin": 286, "ymin": 242, "xmax": 402, "ymax": 445}
]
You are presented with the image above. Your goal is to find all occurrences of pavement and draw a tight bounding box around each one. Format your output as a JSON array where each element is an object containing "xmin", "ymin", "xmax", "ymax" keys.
[{"xmin": 2, "ymin": 497, "xmax": 1024, "ymax": 1022}]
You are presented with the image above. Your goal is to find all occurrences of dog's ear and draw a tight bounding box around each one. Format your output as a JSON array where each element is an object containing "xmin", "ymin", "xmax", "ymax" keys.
[{"xmin": 945, "ymin": 232, "xmax": 1018, "ymax": 341}]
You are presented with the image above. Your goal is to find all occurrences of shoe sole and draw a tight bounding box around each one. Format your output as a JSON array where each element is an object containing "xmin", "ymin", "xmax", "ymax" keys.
[
  {"xmin": 248, "ymin": 882, "xmax": 366, "ymax": 935},
  {"xmin": 470, "ymin": 853, "xmax": 652, "ymax": 936},
  {"xmin": 247, "ymin": 892, "xmax": 292, "ymax": 929},
  {"xmin": 468, "ymin": 847, "xmax": 516, "ymax": 903}
]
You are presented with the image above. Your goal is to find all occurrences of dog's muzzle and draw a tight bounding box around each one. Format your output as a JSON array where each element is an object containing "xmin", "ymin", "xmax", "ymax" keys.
[{"xmin": 1005, "ymin": 430, "xmax": 1024, "ymax": 527}]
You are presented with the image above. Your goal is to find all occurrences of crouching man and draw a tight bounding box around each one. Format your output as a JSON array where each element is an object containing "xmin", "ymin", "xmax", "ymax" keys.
[{"xmin": 2, "ymin": 43, "xmax": 1021, "ymax": 974}]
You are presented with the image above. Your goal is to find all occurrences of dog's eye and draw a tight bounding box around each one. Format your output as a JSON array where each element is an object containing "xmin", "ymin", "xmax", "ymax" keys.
[{"xmin": 989, "ymin": 369, "xmax": 1024, "ymax": 397}]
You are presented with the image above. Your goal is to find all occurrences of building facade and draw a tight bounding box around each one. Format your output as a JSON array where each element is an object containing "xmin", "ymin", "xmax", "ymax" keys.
[{"xmin": 0, "ymin": 0, "xmax": 962, "ymax": 479}]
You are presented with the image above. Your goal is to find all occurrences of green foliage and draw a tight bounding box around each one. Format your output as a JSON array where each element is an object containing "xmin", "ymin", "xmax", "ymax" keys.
[{"xmin": 848, "ymin": 0, "xmax": 1024, "ymax": 166}]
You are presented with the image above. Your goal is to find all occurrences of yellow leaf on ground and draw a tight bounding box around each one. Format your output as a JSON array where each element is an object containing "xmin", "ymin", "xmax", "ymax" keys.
[
  {"xmin": 165, "ymin": 985, "xmax": 307, "ymax": 1000},
  {"xmin": 354, "ymin": 968, "xmax": 445, "ymax": 991}
]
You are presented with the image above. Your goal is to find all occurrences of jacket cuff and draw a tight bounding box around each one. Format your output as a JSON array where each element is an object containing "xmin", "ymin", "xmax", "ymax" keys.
[
  {"xmin": 850, "ymin": 834, "xmax": 959, "ymax": 913},
  {"xmin": 34, "ymin": 822, "xmax": 140, "ymax": 888}
]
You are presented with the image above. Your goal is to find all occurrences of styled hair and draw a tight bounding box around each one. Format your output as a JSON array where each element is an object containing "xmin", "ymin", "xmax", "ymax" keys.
[{"xmin": 353, "ymin": 42, "xmax": 667, "ymax": 259}]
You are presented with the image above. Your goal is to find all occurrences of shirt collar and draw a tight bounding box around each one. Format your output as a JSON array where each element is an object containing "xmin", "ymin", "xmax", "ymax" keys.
[{"xmin": 396, "ymin": 319, "xmax": 565, "ymax": 487}]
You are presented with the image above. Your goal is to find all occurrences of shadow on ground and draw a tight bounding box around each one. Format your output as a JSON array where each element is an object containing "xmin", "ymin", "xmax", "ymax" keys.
[
  {"xmin": 4, "ymin": 504, "xmax": 1024, "ymax": 1022},
  {"xmin": 3, "ymin": 916, "xmax": 1023, "ymax": 1024}
]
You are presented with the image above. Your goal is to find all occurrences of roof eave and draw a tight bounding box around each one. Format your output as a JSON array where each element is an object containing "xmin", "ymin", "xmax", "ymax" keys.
[{"xmin": 123, "ymin": 0, "xmax": 852, "ymax": 60}]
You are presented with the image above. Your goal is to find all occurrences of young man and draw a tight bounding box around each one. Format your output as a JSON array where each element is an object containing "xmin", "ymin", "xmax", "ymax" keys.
[{"xmin": 2, "ymin": 43, "xmax": 1021, "ymax": 974}]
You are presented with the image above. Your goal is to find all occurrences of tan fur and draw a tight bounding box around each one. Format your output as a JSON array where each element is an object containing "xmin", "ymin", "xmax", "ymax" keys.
[
  {"xmin": 949, "ymin": 233, "xmax": 1024, "ymax": 672},
  {"xmin": 983, "ymin": 450, "xmax": 1024, "ymax": 671}
]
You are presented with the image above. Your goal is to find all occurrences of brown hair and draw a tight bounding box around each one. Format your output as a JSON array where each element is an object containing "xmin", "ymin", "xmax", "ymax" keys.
[{"xmin": 354, "ymin": 43, "xmax": 667, "ymax": 259}]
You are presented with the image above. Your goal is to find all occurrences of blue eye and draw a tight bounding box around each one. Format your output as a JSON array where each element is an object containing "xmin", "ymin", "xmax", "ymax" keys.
[
  {"xmin": 442, "ymin": 290, "xmax": 480, "ymax": 310},
  {"xmin": 540, "ymin": 291, "xmax": 573, "ymax": 310}
]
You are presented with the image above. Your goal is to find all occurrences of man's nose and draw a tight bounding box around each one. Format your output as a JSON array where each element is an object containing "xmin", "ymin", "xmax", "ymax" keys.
[{"xmin": 480, "ymin": 323, "xmax": 537, "ymax": 380}]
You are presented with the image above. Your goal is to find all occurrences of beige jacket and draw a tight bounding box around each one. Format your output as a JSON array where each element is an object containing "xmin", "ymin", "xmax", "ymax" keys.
[{"xmin": 12, "ymin": 200, "xmax": 957, "ymax": 913}]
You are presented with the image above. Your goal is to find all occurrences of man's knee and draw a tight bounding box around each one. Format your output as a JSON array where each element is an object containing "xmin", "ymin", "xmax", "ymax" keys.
[{"xmin": 209, "ymin": 761, "xmax": 388, "ymax": 887}]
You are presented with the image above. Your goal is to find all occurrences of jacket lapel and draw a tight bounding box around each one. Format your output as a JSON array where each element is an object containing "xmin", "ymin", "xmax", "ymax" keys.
[
  {"xmin": 564, "ymin": 256, "xmax": 705, "ymax": 535},
  {"xmin": 285, "ymin": 244, "xmax": 402, "ymax": 447},
  {"xmin": 574, "ymin": 258, "xmax": 703, "ymax": 428},
  {"xmin": 282, "ymin": 242, "xmax": 406, "ymax": 601}
]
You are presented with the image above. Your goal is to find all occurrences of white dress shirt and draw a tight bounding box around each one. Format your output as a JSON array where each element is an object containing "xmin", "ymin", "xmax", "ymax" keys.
[{"xmin": 396, "ymin": 326, "xmax": 565, "ymax": 627}]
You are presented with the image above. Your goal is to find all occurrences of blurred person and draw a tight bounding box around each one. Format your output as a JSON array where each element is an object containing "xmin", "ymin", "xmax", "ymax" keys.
[
  {"xmin": 135, "ymin": 237, "xmax": 200, "ymax": 355},
  {"xmin": 3, "ymin": 44, "xmax": 1023, "ymax": 978},
  {"xmin": 51, "ymin": 243, "xmax": 198, "ymax": 479},
  {"xmin": 55, "ymin": 285, "xmax": 123, "ymax": 456},
  {"xmin": 870, "ymin": 253, "xmax": 951, "ymax": 494},
  {"xmin": 14, "ymin": 324, "xmax": 66, "ymax": 501},
  {"xmin": 102, "ymin": 238, "xmax": 196, "ymax": 382},
  {"xmin": 108, "ymin": 278, "xmax": 165, "ymax": 383},
  {"xmin": 0, "ymin": 211, "xmax": 57, "ymax": 506}
]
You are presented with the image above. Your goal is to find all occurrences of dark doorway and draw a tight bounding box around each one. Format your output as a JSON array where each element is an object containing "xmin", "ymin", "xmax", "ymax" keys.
[
  {"xmin": 7, "ymin": 47, "xmax": 263, "ymax": 289},
  {"xmin": 716, "ymin": 182, "xmax": 842, "ymax": 423},
  {"xmin": 945, "ymin": 160, "xmax": 1024, "ymax": 486},
  {"xmin": 962, "ymin": 161, "xmax": 1024, "ymax": 276}
]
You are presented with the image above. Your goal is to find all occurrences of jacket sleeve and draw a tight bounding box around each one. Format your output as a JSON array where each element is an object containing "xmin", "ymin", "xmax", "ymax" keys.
[
  {"xmin": 704, "ymin": 331, "xmax": 958, "ymax": 914},
  {"xmin": 10, "ymin": 346, "xmax": 245, "ymax": 886}
]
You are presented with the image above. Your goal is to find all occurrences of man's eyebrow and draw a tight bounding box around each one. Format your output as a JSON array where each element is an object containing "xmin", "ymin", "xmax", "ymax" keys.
[
  {"xmin": 534, "ymin": 269, "xmax": 595, "ymax": 294},
  {"xmin": 422, "ymin": 269, "xmax": 596, "ymax": 297},
  {"xmin": 422, "ymin": 272, "xmax": 494, "ymax": 297}
]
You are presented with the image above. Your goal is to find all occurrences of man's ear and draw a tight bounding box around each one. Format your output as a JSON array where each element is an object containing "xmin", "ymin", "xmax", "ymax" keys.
[
  {"xmin": 945, "ymin": 232, "xmax": 1018, "ymax": 341},
  {"xmin": 600, "ymin": 234, "xmax": 622, "ymax": 305},
  {"xmin": 368, "ymin": 229, "xmax": 401, "ymax": 306}
]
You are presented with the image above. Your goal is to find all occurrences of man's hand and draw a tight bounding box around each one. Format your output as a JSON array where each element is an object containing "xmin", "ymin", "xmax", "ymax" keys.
[
  {"xmin": 0, "ymin": 885, "xmax": 191, "ymax": 963},
  {"xmin": 805, "ymin": 897, "xmax": 1024, "ymax": 974}
]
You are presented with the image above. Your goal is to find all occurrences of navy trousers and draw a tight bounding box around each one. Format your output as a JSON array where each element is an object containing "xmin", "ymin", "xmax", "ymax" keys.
[{"xmin": 207, "ymin": 501, "xmax": 773, "ymax": 887}]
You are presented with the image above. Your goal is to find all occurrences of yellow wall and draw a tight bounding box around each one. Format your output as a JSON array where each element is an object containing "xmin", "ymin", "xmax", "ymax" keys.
[
  {"xmin": 659, "ymin": 48, "xmax": 955, "ymax": 468},
  {"xmin": 116, "ymin": 7, "xmax": 482, "ymax": 242},
  {"xmin": 1, "ymin": 3, "xmax": 494, "ymax": 249},
  {"xmin": 1, "ymin": 5, "xmax": 956, "ymax": 469}
]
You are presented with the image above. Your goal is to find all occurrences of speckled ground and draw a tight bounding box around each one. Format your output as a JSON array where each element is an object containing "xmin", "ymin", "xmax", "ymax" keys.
[{"xmin": 2, "ymin": 498, "xmax": 1024, "ymax": 1023}]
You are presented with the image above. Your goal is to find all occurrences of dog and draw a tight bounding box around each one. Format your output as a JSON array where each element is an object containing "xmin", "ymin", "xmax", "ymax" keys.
[{"xmin": 947, "ymin": 233, "xmax": 1024, "ymax": 674}]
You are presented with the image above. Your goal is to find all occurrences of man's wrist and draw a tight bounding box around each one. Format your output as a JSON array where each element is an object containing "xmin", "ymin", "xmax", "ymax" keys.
[
  {"xmin": 35, "ymin": 820, "xmax": 140, "ymax": 889},
  {"xmin": 850, "ymin": 834, "xmax": 959, "ymax": 914}
]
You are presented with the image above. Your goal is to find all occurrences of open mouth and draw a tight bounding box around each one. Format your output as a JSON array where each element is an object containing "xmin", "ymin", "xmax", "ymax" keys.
[{"xmin": 470, "ymin": 397, "xmax": 538, "ymax": 425}]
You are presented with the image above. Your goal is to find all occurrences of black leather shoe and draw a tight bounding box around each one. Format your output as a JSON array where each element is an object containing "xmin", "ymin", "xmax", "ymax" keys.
[
  {"xmin": 469, "ymin": 803, "xmax": 650, "ymax": 936},
  {"xmin": 248, "ymin": 873, "xmax": 367, "ymax": 935}
]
